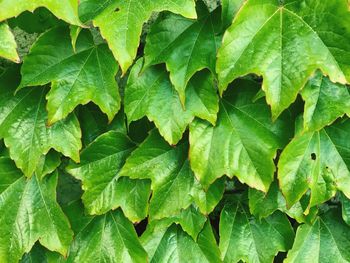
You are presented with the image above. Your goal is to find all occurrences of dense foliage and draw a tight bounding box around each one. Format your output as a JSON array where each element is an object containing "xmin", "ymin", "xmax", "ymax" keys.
[{"xmin": 1, "ymin": 0, "xmax": 350, "ymax": 262}]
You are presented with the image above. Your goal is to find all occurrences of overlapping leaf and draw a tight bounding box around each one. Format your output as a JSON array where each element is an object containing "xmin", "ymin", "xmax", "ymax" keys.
[
  {"xmin": 19, "ymin": 27, "xmax": 120, "ymax": 124},
  {"xmin": 125, "ymin": 60, "xmax": 218, "ymax": 144},
  {"xmin": 189, "ymin": 79, "xmax": 292, "ymax": 190},
  {"xmin": 0, "ymin": 167, "xmax": 73, "ymax": 263},
  {"xmin": 120, "ymin": 130, "xmax": 224, "ymax": 220},
  {"xmin": 0, "ymin": 0, "xmax": 81, "ymax": 25},
  {"xmin": 0, "ymin": 67, "xmax": 81, "ymax": 177},
  {"xmin": 79, "ymin": 0, "xmax": 197, "ymax": 73},
  {"xmin": 220, "ymin": 202, "xmax": 294, "ymax": 263},
  {"xmin": 279, "ymin": 118, "xmax": 350, "ymax": 209},
  {"xmin": 0, "ymin": 23, "xmax": 19, "ymax": 62},
  {"xmin": 144, "ymin": 0, "xmax": 222, "ymax": 103},
  {"xmin": 67, "ymin": 131, "xmax": 151, "ymax": 222},
  {"xmin": 217, "ymin": 0, "xmax": 350, "ymax": 118}
]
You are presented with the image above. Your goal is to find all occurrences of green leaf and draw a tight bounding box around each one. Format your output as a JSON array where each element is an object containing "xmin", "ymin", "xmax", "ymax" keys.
[
  {"xmin": 189, "ymin": 79, "xmax": 291, "ymax": 190},
  {"xmin": 35, "ymin": 150, "xmax": 61, "ymax": 179},
  {"xmin": 278, "ymin": 119, "xmax": 350, "ymax": 208},
  {"xmin": 66, "ymin": 205, "xmax": 147, "ymax": 263},
  {"xmin": 120, "ymin": 129, "xmax": 221, "ymax": 220},
  {"xmin": 19, "ymin": 27, "xmax": 120, "ymax": 124},
  {"xmin": 67, "ymin": 131, "xmax": 151, "ymax": 222},
  {"xmin": 285, "ymin": 208, "xmax": 350, "ymax": 263},
  {"xmin": 0, "ymin": 67, "xmax": 81, "ymax": 177},
  {"xmin": 217, "ymin": 0, "xmax": 350, "ymax": 119},
  {"xmin": 0, "ymin": 23, "xmax": 19, "ymax": 62},
  {"xmin": 125, "ymin": 60, "xmax": 218, "ymax": 144},
  {"xmin": 0, "ymin": 0, "xmax": 81, "ymax": 25},
  {"xmin": 81, "ymin": 0, "xmax": 196, "ymax": 73},
  {"xmin": 221, "ymin": 0, "xmax": 245, "ymax": 29},
  {"xmin": 340, "ymin": 192, "xmax": 350, "ymax": 226},
  {"xmin": 21, "ymin": 244, "xmax": 65, "ymax": 263},
  {"xmin": 0, "ymin": 172, "xmax": 73, "ymax": 262},
  {"xmin": 301, "ymin": 71, "xmax": 350, "ymax": 131},
  {"xmin": 144, "ymin": 1, "xmax": 222, "ymax": 103},
  {"xmin": 220, "ymin": 202, "xmax": 294, "ymax": 263},
  {"xmin": 0, "ymin": 156, "xmax": 22, "ymax": 194},
  {"xmin": 141, "ymin": 221, "xmax": 221, "ymax": 263}
]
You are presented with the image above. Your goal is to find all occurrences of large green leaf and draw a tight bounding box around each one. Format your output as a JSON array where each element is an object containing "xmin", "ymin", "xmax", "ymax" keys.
[
  {"xmin": 79, "ymin": 0, "xmax": 196, "ymax": 73},
  {"xmin": 120, "ymin": 130, "xmax": 223, "ymax": 220},
  {"xmin": 0, "ymin": 171, "xmax": 73, "ymax": 263},
  {"xmin": 219, "ymin": 202, "xmax": 294, "ymax": 263},
  {"xmin": 144, "ymin": 1, "xmax": 221, "ymax": 103},
  {"xmin": 19, "ymin": 27, "xmax": 120, "ymax": 124},
  {"xmin": 217, "ymin": 0, "xmax": 350, "ymax": 118},
  {"xmin": 301, "ymin": 71, "xmax": 350, "ymax": 131},
  {"xmin": 0, "ymin": 23, "xmax": 19, "ymax": 62},
  {"xmin": 278, "ymin": 119, "xmax": 350, "ymax": 208},
  {"xmin": 285, "ymin": 209, "xmax": 350, "ymax": 263},
  {"xmin": 0, "ymin": 0, "xmax": 81, "ymax": 25},
  {"xmin": 67, "ymin": 131, "xmax": 151, "ymax": 222},
  {"xmin": 125, "ymin": 60, "xmax": 218, "ymax": 145},
  {"xmin": 189, "ymin": 79, "xmax": 291, "ymax": 191},
  {"xmin": 0, "ymin": 67, "xmax": 81, "ymax": 177},
  {"xmin": 65, "ymin": 203, "xmax": 147, "ymax": 263},
  {"xmin": 141, "ymin": 221, "xmax": 221, "ymax": 263}
]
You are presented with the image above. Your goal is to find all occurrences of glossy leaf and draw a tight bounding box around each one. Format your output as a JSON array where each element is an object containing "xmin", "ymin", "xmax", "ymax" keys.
[
  {"xmin": 144, "ymin": 1, "xmax": 221, "ymax": 103},
  {"xmin": 301, "ymin": 71, "xmax": 350, "ymax": 131},
  {"xmin": 81, "ymin": 0, "xmax": 196, "ymax": 73},
  {"xmin": 217, "ymin": 0, "xmax": 350, "ymax": 118},
  {"xmin": 141, "ymin": 221, "xmax": 221, "ymax": 263},
  {"xmin": 125, "ymin": 60, "xmax": 218, "ymax": 144},
  {"xmin": 120, "ymin": 130, "xmax": 221, "ymax": 220},
  {"xmin": 20, "ymin": 27, "xmax": 120, "ymax": 124},
  {"xmin": 285, "ymin": 209, "xmax": 350, "ymax": 263},
  {"xmin": 67, "ymin": 131, "xmax": 151, "ymax": 222},
  {"xmin": 0, "ymin": 67, "xmax": 81, "ymax": 177},
  {"xmin": 189, "ymin": 79, "xmax": 291, "ymax": 190},
  {"xmin": 0, "ymin": 23, "xmax": 19, "ymax": 62},
  {"xmin": 278, "ymin": 119, "xmax": 350, "ymax": 208},
  {"xmin": 220, "ymin": 202, "xmax": 294, "ymax": 263},
  {"xmin": 0, "ymin": 0, "xmax": 81, "ymax": 25},
  {"xmin": 0, "ymin": 172, "xmax": 73, "ymax": 262}
]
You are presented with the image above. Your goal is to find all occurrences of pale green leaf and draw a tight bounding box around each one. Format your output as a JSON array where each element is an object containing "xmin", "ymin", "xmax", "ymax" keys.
[
  {"xmin": 144, "ymin": 1, "xmax": 221, "ymax": 103},
  {"xmin": 0, "ymin": 23, "xmax": 19, "ymax": 62},
  {"xmin": 217, "ymin": 0, "xmax": 350, "ymax": 118},
  {"xmin": 125, "ymin": 60, "xmax": 218, "ymax": 145},
  {"xmin": 278, "ymin": 119, "xmax": 350, "ymax": 208},
  {"xmin": 0, "ymin": 172, "xmax": 73, "ymax": 263},
  {"xmin": 0, "ymin": 67, "xmax": 81, "ymax": 177},
  {"xmin": 81, "ymin": 0, "xmax": 196, "ymax": 73},
  {"xmin": 0, "ymin": 0, "xmax": 81, "ymax": 25},
  {"xmin": 285, "ymin": 209, "xmax": 350, "ymax": 263},
  {"xmin": 19, "ymin": 27, "xmax": 120, "ymax": 124},
  {"xmin": 67, "ymin": 131, "xmax": 151, "ymax": 222},
  {"xmin": 220, "ymin": 202, "xmax": 294, "ymax": 263},
  {"xmin": 189, "ymin": 79, "xmax": 291, "ymax": 191}
]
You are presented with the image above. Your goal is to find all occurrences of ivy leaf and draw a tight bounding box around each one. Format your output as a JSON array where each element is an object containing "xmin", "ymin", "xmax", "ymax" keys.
[
  {"xmin": 65, "ymin": 204, "xmax": 147, "ymax": 263},
  {"xmin": 20, "ymin": 244, "xmax": 65, "ymax": 263},
  {"xmin": 285, "ymin": 209, "xmax": 350, "ymax": 263},
  {"xmin": 0, "ymin": 156, "xmax": 22, "ymax": 194},
  {"xmin": 0, "ymin": 0, "xmax": 81, "ymax": 25},
  {"xmin": 278, "ymin": 119, "xmax": 350, "ymax": 208},
  {"xmin": 217, "ymin": 0, "xmax": 350, "ymax": 119},
  {"xmin": 19, "ymin": 27, "xmax": 120, "ymax": 124},
  {"xmin": 301, "ymin": 71, "xmax": 350, "ymax": 132},
  {"xmin": 80, "ymin": 0, "xmax": 196, "ymax": 73},
  {"xmin": 67, "ymin": 131, "xmax": 151, "ymax": 222},
  {"xmin": 0, "ymin": 23, "xmax": 19, "ymax": 62},
  {"xmin": 35, "ymin": 150, "xmax": 61, "ymax": 180},
  {"xmin": 120, "ymin": 130, "xmax": 221, "ymax": 220},
  {"xmin": 141, "ymin": 221, "xmax": 221, "ymax": 263},
  {"xmin": 189, "ymin": 79, "xmax": 291, "ymax": 191},
  {"xmin": 220, "ymin": 202, "xmax": 294, "ymax": 263},
  {"xmin": 125, "ymin": 60, "xmax": 218, "ymax": 145},
  {"xmin": 0, "ymin": 67, "xmax": 81, "ymax": 177},
  {"xmin": 0, "ymin": 171, "xmax": 73, "ymax": 262},
  {"xmin": 221, "ymin": 0, "xmax": 244, "ymax": 29},
  {"xmin": 144, "ymin": 1, "xmax": 221, "ymax": 103}
]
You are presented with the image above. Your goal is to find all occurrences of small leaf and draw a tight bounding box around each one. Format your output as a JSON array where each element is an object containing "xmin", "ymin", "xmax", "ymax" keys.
[{"xmin": 0, "ymin": 23, "xmax": 19, "ymax": 62}]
